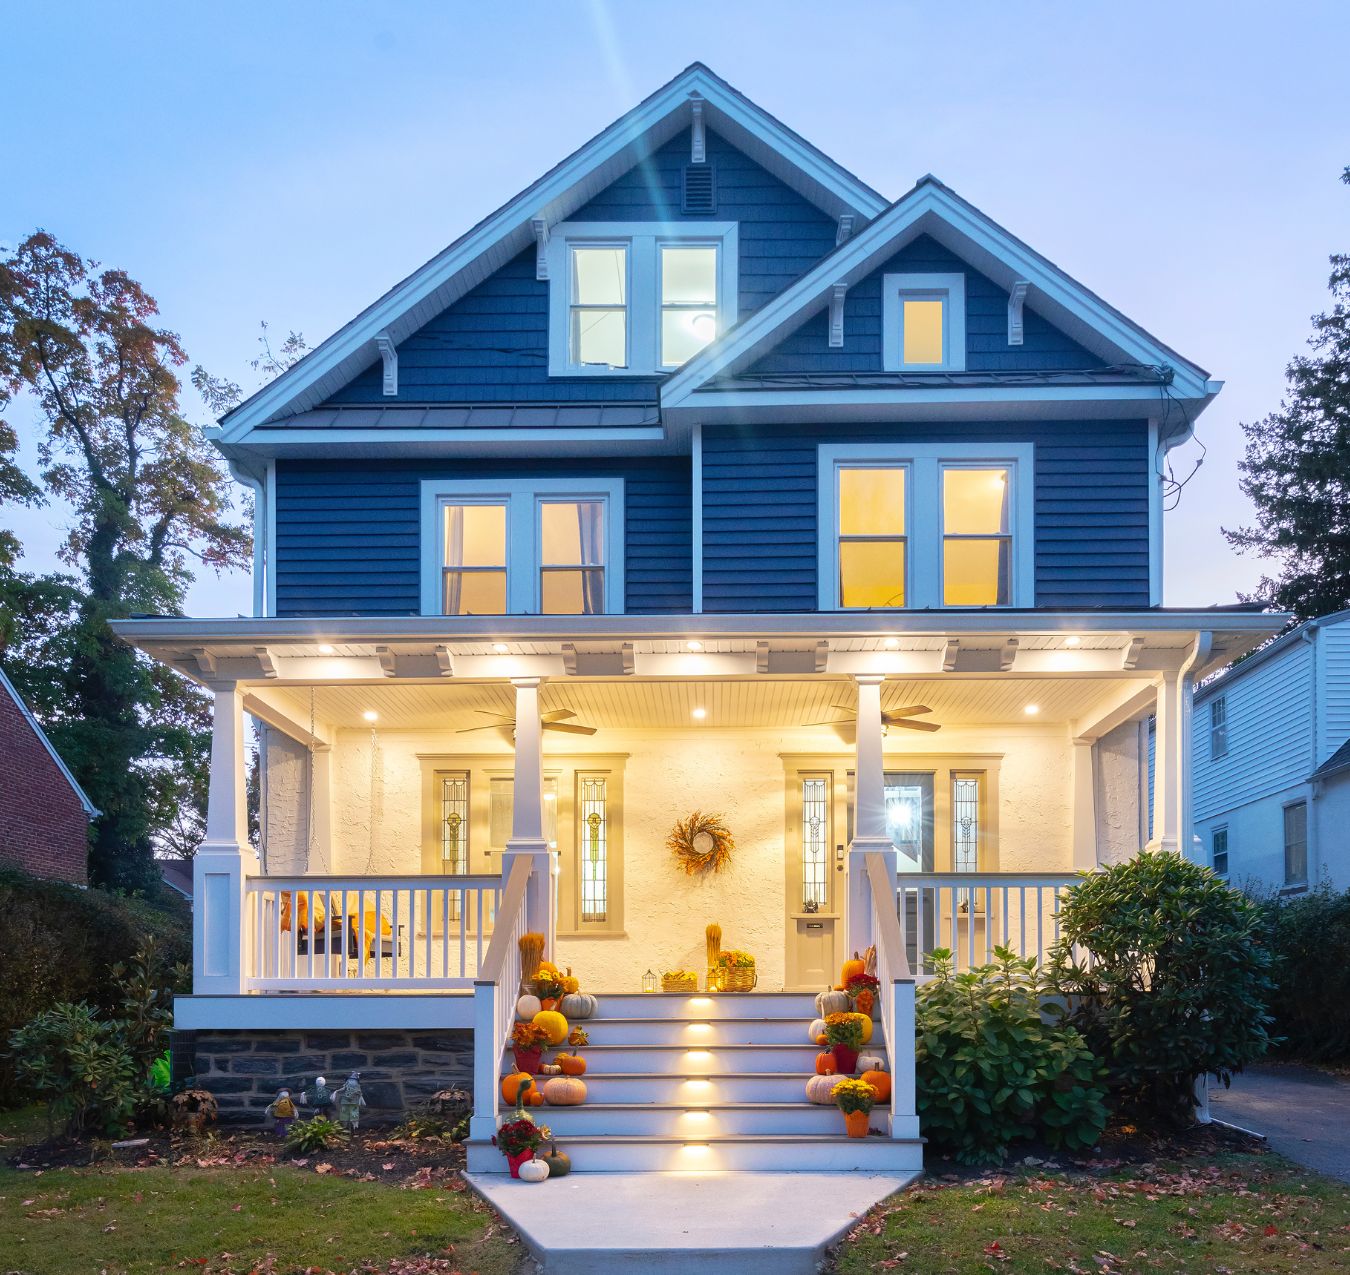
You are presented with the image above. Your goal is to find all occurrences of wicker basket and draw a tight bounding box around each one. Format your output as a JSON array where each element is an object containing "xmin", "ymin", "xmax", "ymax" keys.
[
  {"xmin": 711, "ymin": 965, "xmax": 757, "ymax": 993},
  {"xmin": 662, "ymin": 971, "xmax": 698, "ymax": 993}
]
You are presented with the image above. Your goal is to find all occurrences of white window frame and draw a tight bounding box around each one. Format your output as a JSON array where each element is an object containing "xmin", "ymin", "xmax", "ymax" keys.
[
  {"xmin": 546, "ymin": 221, "xmax": 738, "ymax": 376},
  {"xmin": 419, "ymin": 477, "xmax": 624, "ymax": 616},
  {"xmin": 818, "ymin": 442, "xmax": 1034, "ymax": 610},
  {"xmin": 882, "ymin": 272, "xmax": 967, "ymax": 372},
  {"xmin": 1209, "ymin": 696, "xmax": 1228, "ymax": 760},
  {"xmin": 1282, "ymin": 799, "xmax": 1308, "ymax": 888},
  {"xmin": 1211, "ymin": 825, "xmax": 1229, "ymax": 878}
]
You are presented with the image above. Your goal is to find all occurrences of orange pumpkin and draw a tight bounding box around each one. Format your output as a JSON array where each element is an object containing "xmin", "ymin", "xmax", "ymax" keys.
[
  {"xmin": 855, "ymin": 988, "xmax": 875, "ymax": 1017},
  {"xmin": 500, "ymin": 1072, "xmax": 534, "ymax": 1105},
  {"xmin": 815, "ymin": 1051, "xmax": 838, "ymax": 1076},
  {"xmin": 861, "ymin": 1069, "xmax": 891, "ymax": 1103},
  {"xmin": 557, "ymin": 1052, "xmax": 587, "ymax": 1076},
  {"xmin": 525, "ymin": 1087, "xmax": 545, "ymax": 1106},
  {"xmin": 816, "ymin": 1033, "xmax": 829, "ymax": 1046},
  {"xmin": 841, "ymin": 952, "xmax": 866, "ymax": 984}
]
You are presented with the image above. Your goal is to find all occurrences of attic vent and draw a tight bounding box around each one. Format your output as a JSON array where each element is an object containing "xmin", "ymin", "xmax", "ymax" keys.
[{"xmin": 682, "ymin": 164, "xmax": 717, "ymax": 215}]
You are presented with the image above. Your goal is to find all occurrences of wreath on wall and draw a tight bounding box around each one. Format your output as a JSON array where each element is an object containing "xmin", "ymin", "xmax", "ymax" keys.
[{"xmin": 667, "ymin": 810, "xmax": 736, "ymax": 877}]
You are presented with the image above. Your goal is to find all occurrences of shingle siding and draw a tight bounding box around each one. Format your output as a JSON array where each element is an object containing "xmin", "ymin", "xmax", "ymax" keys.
[{"xmin": 273, "ymin": 458, "xmax": 691, "ymax": 617}]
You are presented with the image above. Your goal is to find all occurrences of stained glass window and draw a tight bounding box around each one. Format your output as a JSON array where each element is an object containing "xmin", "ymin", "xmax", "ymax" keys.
[
  {"xmin": 440, "ymin": 772, "xmax": 469, "ymax": 920},
  {"xmin": 579, "ymin": 776, "xmax": 608, "ymax": 922},
  {"xmin": 801, "ymin": 777, "xmax": 829, "ymax": 910},
  {"xmin": 952, "ymin": 775, "xmax": 980, "ymax": 873}
]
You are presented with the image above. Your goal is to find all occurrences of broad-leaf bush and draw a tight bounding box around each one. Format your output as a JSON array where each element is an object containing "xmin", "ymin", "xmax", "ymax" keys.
[
  {"xmin": 1258, "ymin": 884, "xmax": 1350, "ymax": 1061},
  {"xmin": 1049, "ymin": 853, "xmax": 1275, "ymax": 1125},
  {"xmin": 916, "ymin": 946, "xmax": 1108, "ymax": 1164}
]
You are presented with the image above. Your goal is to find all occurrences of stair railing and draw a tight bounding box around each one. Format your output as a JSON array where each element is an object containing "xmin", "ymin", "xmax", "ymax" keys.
[
  {"xmin": 468, "ymin": 855, "xmax": 533, "ymax": 1143},
  {"xmin": 865, "ymin": 852, "xmax": 920, "ymax": 1140}
]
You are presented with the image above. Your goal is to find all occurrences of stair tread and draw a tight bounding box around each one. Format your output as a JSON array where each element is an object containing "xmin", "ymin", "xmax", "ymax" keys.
[
  {"xmin": 528, "ymin": 1070, "xmax": 821, "ymax": 1080},
  {"xmin": 472, "ymin": 1133, "xmax": 918, "ymax": 1144},
  {"xmin": 572, "ymin": 1016, "xmax": 840, "ymax": 1026},
  {"xmin": 531, "ymin": 1101, "xmax": 831, "ymax": 1112},
  {"xmin": 542, "ymin": 1042, "xmax": 877, "ymax": 1050}
]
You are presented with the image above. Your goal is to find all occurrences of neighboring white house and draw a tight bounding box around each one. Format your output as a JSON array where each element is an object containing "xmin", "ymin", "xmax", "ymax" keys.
[{"xmin": 1191, "ymin": 609, "xmax": 1350, "ymax": 894}]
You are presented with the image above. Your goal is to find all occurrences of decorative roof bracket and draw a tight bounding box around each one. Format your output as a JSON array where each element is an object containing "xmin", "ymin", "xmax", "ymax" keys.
[
  {"xmin": 1007, "ymin": 279, "xmax": 1030, "ymax": 346},
  {"xmin": 835, "ymin": 213, "xmax": 855, "ymax": 246},
  {"xmin": 689, "ymin": 94, "xmax": 706, "ymax": 164},
  {"xmin": 374, "ymin": 332, "xmax": 398, "ymax": 396},
  {"xmin": 828, "ymin": 283, "xmax": 848, "ymax": 349},
  {"xmin": 375, "ymin": 645, "xmax": 398, "ymax": 677},
  {"xmin": 531, "ymin": 216, "xmax": 551, "ymax": 281}
]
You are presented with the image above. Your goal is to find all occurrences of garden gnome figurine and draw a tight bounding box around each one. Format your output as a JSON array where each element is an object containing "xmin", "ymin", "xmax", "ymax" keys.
[
  {"xmin": 265, "ymin": 1087, "xmax": 298, "ymax": 1137},
  {"xmin": 334, "ymin": 1071, "xmax": 366, "ymax": 1132},
  {"xmin": 305, "ymin": 1074, "xmax": 333, "ymax": 1114}
]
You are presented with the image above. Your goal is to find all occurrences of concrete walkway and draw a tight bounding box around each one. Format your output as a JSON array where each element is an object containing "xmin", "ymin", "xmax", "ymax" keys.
[
  {"xmin": 1209, "ymin": 1063, "xmax": 1350, "ymax": 1183},
  {"xmin": 466, "ymin": 1171, "xmax": 918, "ymax": 1274}
]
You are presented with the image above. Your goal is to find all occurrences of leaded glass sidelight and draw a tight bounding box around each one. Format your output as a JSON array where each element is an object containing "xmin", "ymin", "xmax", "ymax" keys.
[
  {"xmin": 440, "ymin": 772, "xmax": 469, "ymax": 920},
  {"xmin": 952, "ymin": 775, "xmax": 980, "ymax": 873},
  {"xmin": 801, "ymin": 777, "xmax": 829, "ymax": 910},
  {"xmin": 579, "ymin": 776, "xmax": 608, "ymax": 922}
]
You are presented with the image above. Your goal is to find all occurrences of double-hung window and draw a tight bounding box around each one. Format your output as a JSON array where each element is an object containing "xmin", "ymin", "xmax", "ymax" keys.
[
  {"xmin": 548, "ymin": 222, "xmax": 738, "ymax": 374},
  {"xmin": 420, "ymin": 478, "xmax": 624, "ymax": 615},
  {"xmin": 820, "ymin": 443, "xmax": 1032, "ymax": 609},
  {"xmin": 1210, "ymin": 697, "xmax": 1229, "ymax": 759},
  {"xmin": 1211, "ymin": 826, "xmax": 1229, "ymax": 877},
  {"xmin": 882, "ymin": 273, "xmax": 966, "ymax": 371},
  {"xmin": 1283, "ymin": 801, "xmax": 1308, "ymax": 888}
]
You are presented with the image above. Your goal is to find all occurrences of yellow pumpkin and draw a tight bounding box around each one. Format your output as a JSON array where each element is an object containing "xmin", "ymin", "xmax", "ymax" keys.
[
  {"xmin": 532, "ymin": 1009, "xmax": 569, "ymax": 1045},
  {"xmin": 861, "ymin": 1069, "xmax": 891, "ymax": 1103},
  {"xmin": 537, "ymin": 960, "xmax": 561, "ymax": 978},
  {"xmin": 500, "ymin": 1072, "xmax": 534, "ymax": 1105},
  {"xmin": 543, "ymin": 1076, "xmax": 587, "ymax": 1106},
  {"xmin": 846, "ymin": 1011, "xmax": 873, "ymax": 1045}
]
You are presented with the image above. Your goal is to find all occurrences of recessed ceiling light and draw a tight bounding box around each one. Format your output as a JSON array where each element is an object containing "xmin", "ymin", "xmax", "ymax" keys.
[
  {"xmin": 318, "ymin": 643, "xmax": 335, "ymax": 654},
  {"xmin": 1065, "ymin": 635, "xmax": 1082, "ymax": 648},
  {"xmin": 691, "ymin": 707, "xmax": 707, "ymax": 721},
  {"xmin": 687, "ymin": 640, "xmax": 703, "ymax": 652},
  {"xmin": 883, "ymin": 636, "xmax": 899, "ymax": 649},
  {"xmin": 1024, "ymin": 704, "xmax": 1040, "ymax": 716},
  {"xmin": 492, "ymin": 643, "xmax": 509, "ymax": 654},
  {"xmin": 362, "ymin": 710, "xmax": 379, "ymax": 722}
]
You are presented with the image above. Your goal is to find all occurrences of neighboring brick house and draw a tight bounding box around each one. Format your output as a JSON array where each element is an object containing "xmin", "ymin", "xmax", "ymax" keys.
[{"xmin": 0, "ymin": 666, "xmax": 97, "ymax": 883}]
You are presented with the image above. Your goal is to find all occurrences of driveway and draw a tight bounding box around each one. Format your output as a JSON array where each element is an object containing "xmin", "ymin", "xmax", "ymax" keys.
[{"xmin": 1208, "ymin": 1062, "xmax": 1350, "ymax": 1182}]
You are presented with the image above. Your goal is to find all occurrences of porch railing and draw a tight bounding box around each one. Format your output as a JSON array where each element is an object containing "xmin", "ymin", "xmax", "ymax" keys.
[
  {"xmin": 243, "ymin": 874, "xmax": 503, "ymax": 991},
  {"xmin": 864, "ymin": 852, "xmax": 919, "ymax": 1140},
  {"xmin": 896, "ymin": 872, "xmax": 1081, "ymax": 977}
]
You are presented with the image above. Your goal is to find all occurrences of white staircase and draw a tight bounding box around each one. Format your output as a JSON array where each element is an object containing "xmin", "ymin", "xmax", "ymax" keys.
[{"xmin": 467, "ymin": 991, "xmax": 924, "ymax": 1173}]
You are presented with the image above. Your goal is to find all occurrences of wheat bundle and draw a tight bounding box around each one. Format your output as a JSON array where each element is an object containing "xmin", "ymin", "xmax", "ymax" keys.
[
  {"xmin": 518, "ymin": 931, "xmax": 546, "ymax": 984},
  {"xmin": 705, "ymin": 922, "xmax": 722, "ymax": 969}
]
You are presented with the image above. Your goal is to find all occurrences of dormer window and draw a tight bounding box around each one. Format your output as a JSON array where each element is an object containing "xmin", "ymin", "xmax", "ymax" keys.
[
  {"xmin": 882, "ymin": 273, "xmax": 966, "ymax": 371},
  {"xmin": 548, "ymin": 222, "xmax": 738, "ymax": 375}
]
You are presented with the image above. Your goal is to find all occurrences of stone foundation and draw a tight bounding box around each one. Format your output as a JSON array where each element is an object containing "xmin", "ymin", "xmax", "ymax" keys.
[{"xmin": 175, "ymin": 1028, "xmax": 473, "ymax": 1124}]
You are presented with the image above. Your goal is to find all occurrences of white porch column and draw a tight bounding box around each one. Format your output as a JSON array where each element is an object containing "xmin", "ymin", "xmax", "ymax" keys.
[
  {"xmin": 1071, "ymin": 737, "xmax": 1098, "ymax": 871},
  {"xmin": 501, "ymin": 678, "xmax": 555, "ymax": 953},
  {"xmin": 195, "ymin": 683, "xmax": 259, "ymax": 994},
  {"xmin": 848, "ymin": 674, "xmax": 895, "ymax": 956},
  {"xmin": 1148, "ymin": 671, "xmax": 1183, "ymax": 854}
]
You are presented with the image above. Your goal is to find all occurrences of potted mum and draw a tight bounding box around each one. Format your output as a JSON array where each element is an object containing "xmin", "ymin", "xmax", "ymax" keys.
[
  {"xmin": 845, "ymin": 970, "xmax": 880, "ymax": 1017},
  {"xmin": 494, "ymin": 1116, "xmax": 546, "ymax": 1178},
  {"xmin": 824, "ymin": 1011, "xmax": 864, "ymax": 1074},
  {"xmin": 512, "ymin": 1020, "xmax": 550, "ymax": 1074},
  {"xmin": 831, "ymin": 1077, "xmax": 875, "ymax": 1138}
]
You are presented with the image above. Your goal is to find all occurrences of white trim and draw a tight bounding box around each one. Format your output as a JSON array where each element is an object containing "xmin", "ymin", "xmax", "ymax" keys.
[
  {"xmin": 1148, "ymin": 418, "xmax": 1163, "ymax": 607},
  {"xmin": 882, "ymin": 273, "xmax": 966, "ymax": 372},
  {"xmin": 0, "ymin": 666, "xmax": 99, "ymax": 817},
  {"xmin": 228, "ymin": 461, "xmax": 267, "ymax": 618},
  {"xmin": 264, "ymin": 460, "xmax": 277, "ymax": 619},
  {"xmin": 545, "ymin": 221, "xmax": 738, "ymax": 376},
  {"xmin": 173, "ymin": 992, "xmax": 474, "ymax": 1031},
  {"xmin": 817, "ymin": 442, "xmax": 1034, "ymax": 611},
  {"xmin": 417, "ymin": 477, "xmax": 624, "ymax": 617},
  {"xmin": 691, "ymin": 422, "xmax": 704, "ymax": 614}
]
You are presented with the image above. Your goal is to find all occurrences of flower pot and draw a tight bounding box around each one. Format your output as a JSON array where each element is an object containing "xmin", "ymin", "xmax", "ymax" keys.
[
  {"xmin": 844, "ymin": 1109, "xmax": 870, "ymax": 1139},
  {"xmin": 832, "ymin": 1044, "xmax": 859, "ymax": 1075},
  {"xmin": 539, "ymin": 998, "xmax": 560, "ymax": 1012},
  {"xmin": 506, "ymin": 1149, "xmax": 536, "ymax": 1178},
  {"xmin": 512, "ymin": 1046, "xmax": 543, "ymax": 1074}
]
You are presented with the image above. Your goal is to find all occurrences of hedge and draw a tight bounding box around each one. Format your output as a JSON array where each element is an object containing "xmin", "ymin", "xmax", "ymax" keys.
[
  {"xmin": 0, "ymin": 866, "xmax": 190, "ymax": 1104},
  {"xmin": 1260, "ymin": 884, "xmax": 1350, "ymax": 1063}
]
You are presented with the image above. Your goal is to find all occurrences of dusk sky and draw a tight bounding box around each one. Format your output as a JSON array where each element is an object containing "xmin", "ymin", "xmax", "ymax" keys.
[{"xmin": 4, "ymin": 1, "xmax": 1346, "ymax": 616}]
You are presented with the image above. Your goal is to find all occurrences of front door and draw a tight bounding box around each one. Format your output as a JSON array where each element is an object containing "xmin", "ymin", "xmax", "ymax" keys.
[{"xmin": 784, "ymin": 769, "xmax": 847, "ymax": 990}]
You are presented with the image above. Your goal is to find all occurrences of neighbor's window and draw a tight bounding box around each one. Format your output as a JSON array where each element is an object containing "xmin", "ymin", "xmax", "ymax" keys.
[
  {"xmin": 836, "ymin": 466, "xmax": 906, "ymax": 608},
  {"xmin": 942, "ymin": 467, "xmax": 1011, "ymax": 606},
  {"xmin": 442, "ymin": 503, "xmax": 507, "ymax": 615},
  {"xmin": 578, "ymin": 775, "xmax": 608, "ymax": 922},
  {"xmin": 883, "ymin": 273, "xmax": 966, "ymax": 372},
  {"xmin": 1211, "ymin": 826, "xmax": 1229, "ymax": 877},
  {"xmin": 660, "ymin": 244, "xmax": 719, "ymax": 366},
  {"xmin": 1210, "ymin": 697, "xmax": 1229, "ymax": 760},
  {"xmin": 540, "ymin": 500, "xmax": 606, "ymax": 615},
  {"xmin": 1283, "ymin": 801, "xmax": 1308, "ymax": 887},
  {"xmin": 569, "ymin": 245, "xmax": 628, "ymax": 368}
]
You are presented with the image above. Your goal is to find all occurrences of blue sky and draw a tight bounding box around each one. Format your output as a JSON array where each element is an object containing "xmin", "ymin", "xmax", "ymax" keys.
[{"xmin": 4, "ymin": 1, "xmax": 1346, "ymax": 615}]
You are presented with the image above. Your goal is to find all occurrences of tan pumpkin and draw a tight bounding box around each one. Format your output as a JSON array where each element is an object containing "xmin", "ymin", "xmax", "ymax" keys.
[
  {"xmin": 861, "ymin": 1069, "xmax": 892, "ymax": 1103},
  {"xmin": 815, "ymin": 989, "xmax": 849, "ymax": 1017},
  {"xmin": 808, "ymin": 1017, "xmax": 827, "ymax": 1042},
  {"xmin": 515, "ymin": 993, "xmax": 542, "ymax": 1021},
  {"xmin": 557, "ymin": 1052, "xmax": 587, "ymax": 1076},
  {"xmin": 857, "ymin": 1053, "xmax": 887, "ymax": 1074},
  {"xmin": 814, "ymin": 1051, "xmax": 837, "ymax": 1076},
  {"xmin": 543, "ymin": 1076, "xmax": 588, "ymax": 1106},
  {"xmin": 805, "ymin": 1074, "xmax": 838, "ymax": 1105}
]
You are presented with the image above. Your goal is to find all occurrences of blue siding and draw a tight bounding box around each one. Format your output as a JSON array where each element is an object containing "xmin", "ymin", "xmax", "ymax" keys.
[
  {"xmin": 701, "ymin": 421, "xmax": 1151, "ymax": 612},
  {"xmin": 325, "ymin": 130, "xmax": 837, "ymax": 407},
  {"xmin": 743, "ymin": 235, "xmax": 1102, "ymax": 376},
  {"xmin": 273, "ymin": 459, "xmax": 691, "ymax": 617}
]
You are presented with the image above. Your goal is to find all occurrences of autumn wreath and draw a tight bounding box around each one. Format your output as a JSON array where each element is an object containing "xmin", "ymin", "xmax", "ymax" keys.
[{"xmin": 667, "ymin": 810, "xmax": 736, "ymax": 876}]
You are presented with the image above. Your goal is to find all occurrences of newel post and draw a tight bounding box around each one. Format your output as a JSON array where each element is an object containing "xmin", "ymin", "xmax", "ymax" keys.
[
  {"xmin": 194, "ymin": 683, "xmax": 259, "ymax": 994},
  {"xmin": 501, "ymin": 678, "xmax": 556, "ymax": 952},
  {"xmin": 848, "ymin": 674, "xmax": 894, "ymax": 957}
]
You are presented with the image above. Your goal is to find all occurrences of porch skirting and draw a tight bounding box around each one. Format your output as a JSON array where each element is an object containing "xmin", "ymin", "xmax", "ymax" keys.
[{"xmin": 177, "ymin": 1028, "xmax": 473, "ymax": 1124}]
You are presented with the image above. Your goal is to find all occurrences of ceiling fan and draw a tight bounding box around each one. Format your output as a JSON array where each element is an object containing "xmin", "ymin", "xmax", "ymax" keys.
[
  {"xmin": 456, "ymin": 708, "xmax": 598, "ymax": 736},
  {"xmin": 804, "ymin": 703, "xmax": 941, "ymax": 733}
]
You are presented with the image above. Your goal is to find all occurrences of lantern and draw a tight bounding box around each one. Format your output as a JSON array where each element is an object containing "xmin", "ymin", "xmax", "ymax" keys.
[{"xmin": 642, "ymin": 968, "xmax": 658, "ymax": 994}]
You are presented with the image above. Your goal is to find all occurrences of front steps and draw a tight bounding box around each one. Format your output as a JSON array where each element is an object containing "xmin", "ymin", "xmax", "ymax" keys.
[{"xmin": 467, "ymin": 991, "xmax": 923, "ymax": 1173}]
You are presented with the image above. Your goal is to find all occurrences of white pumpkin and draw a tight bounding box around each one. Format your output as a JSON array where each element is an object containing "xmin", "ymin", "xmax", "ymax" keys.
[
  {"xmin": 815, "ymin": 989, "xmax": 849, "ymax": 1017},
  {"xmin": 560, "ymin": 992, "xmax": 597, "ymax": 1020},
  {"xmin": 517, "ymin": 1157, "xmax": 550, "ymax": 1183},
  {"xmin": 516, "ymin": 993, "xmax": 542, "ymax": 1021},
  {"xmin": 805, "ymin": 1074, "xmax": 839, "ymax": 1105},
  {"xmin": 808, "ymin": 1017, "xmax": 827, "ymax": 1043},
  {"xmin": 858, "ymin": 1053, "xmax": 887, "ymax": 1073}
]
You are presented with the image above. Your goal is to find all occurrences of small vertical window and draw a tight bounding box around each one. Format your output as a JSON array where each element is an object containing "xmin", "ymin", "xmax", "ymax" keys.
[
  {"xmin": 837, "ymin": 466, "xmax": 906, "ymax": 608},
  {"xmin": 539, "ymin": 500, "xmax": 606, "ymax": 615},
  {"xmin": 440, "ymin": 772, "xmax": 469, "ymax": 919},
  {"xmin": 579, "ymin": 776, "xmax": 608, "ymax": 922},
  {"xmin": 942, "ymin": 467, "xmax": 1011, "ymax": 606},
  {"xmin": 660, "ymin": 244, "xmax": 718, "ymax": 366},
  {"xmin": 569, "ymin": 245, "xmax": 628, "ymax": 368},
  {"xmin": 442, "ymin": 503, "xmax": 507, "ymax": 615},
  {"xmin": 801, "ymin": 776, "xmax": 829, "ymax": 910},
  {"xmin": 1283, "ymin": 801, "xmax": 1308, "ymax": 886},
  {"xmin": 901, "ymin": 295, "xmax": 946, "ymax": 366},
  {"xmin": 1210, "ymin": 697, "xmax": 1229, "ymax": 760},
  {"xmin": 952, "ymin": 774, "xmax": 981, "ymax": 873},
  {"xmin": 1211, "ymin": 826, "xmax": 1229, "ymax": 877},
  {"xmin": 883, "ymin": 273, "xmax": 966, "ymax": 372}
]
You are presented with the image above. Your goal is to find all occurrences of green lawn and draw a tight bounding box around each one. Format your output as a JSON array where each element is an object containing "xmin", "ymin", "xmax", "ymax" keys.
[
  {"xmin": 832, "ymin": 1152, "xmax": 1350, "ymax": 1274},
  {"xmin": 0, "ymin": 1108, "xmax": 517, "ymax": 1275}
]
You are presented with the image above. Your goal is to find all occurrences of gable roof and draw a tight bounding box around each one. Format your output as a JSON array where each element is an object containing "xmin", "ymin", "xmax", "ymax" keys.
[
  {"xmin": 662, "ymin": 174, "xmax": 1219, "ymax": 418},
  {"xmin": 1194, "ymin": 607, "xmax": 1350, "ymax": 706},
  {"xmin": 216, "ymin": 63, "xmax": 886, "ymax": 443},
  {"xmin": 0, "ymin": 666, "xmax": 99, "ymax": 817},
  {"xmin": 1311, "ymin": 736, "xmax": 1350, "ymax": 784}
]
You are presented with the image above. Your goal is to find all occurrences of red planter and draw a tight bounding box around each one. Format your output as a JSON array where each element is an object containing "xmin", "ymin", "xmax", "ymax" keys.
[
  {"xmin": 513, "ymin": 1046, "xmax": 543, "ymax": 1074},
  {"xmin": 506, "ymin": 1149, "xmax": 536, "ymax": 1178},
  {"xmin": 831, "ymin": 1044, "xmax": 859, "ymax": 1075}
]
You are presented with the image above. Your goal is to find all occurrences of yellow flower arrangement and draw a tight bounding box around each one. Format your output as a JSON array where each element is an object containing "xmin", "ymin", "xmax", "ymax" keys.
[{"xmin": 830, "ymin": 1077, "xmax": 876, "ymax": 1114}]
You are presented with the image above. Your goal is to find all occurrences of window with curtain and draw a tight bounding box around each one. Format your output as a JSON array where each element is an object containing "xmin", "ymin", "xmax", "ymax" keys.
[
  {"xmin": 569, "ymin": 245, "xmax": 628, "ymax": 368},
  {"xmin": 442, "ymin": 503, "xmax": 507, "ymax": 615},
  {"xmin": 942, "ymin": 467, "xmax": 1011, "ymax": 606},
  {"xmin": 540, "ymin": 500, "xmax": 605, "ymax": 615},
  {"xmin": 836, "ymin": 466, "xmax": 906, "ymax": 608}
]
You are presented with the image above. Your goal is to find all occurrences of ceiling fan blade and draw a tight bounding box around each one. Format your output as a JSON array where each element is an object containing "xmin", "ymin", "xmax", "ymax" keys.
[
  {"xmin": 883, "ymin": 704, "xmax": 933, "ymax": 719},
  {"xmin": 828, "ymin": 704, "xmax": 858, "ymax": 714},
  {"xmin": 889, "ymin": 718, "xmax": 941, "ymax": 732},
  {"xmin": 542, "ymin": 721, "xmax": 598, "ymax": 735},
  {"xmin": 474, "ymin": 709, "xmax": 516, "ymax": 720},
  {"xmin": 456, "ymin": 721, "xmax": 512, "ymax": 734},
  {"xmin": 803, "ymin": 717, "xmax": 854, "ymax": 728},
  {"xmin": 540, "ymin": 709, "xmax": 577, "ymax": 723}
]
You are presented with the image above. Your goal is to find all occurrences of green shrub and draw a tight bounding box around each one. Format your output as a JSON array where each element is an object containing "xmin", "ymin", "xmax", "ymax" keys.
[
  {"xmin": 916, "ymin": 946, "xmax": 1108, "ymax": 1164},
  {"xmin": 1259, "ymin": 884, "xmax": 1350, "ymax": 1061},
  {"xmin": 285, "ymin": 1116, "xmax": 348, "ymax": 1154},
  {"xmin": 1049, "ymin": 853, "xmax": 1275, "ymax": 1125},
  {"xmin": 0, "ymin": 866, "xmax": 189, "ymax": 1104}
]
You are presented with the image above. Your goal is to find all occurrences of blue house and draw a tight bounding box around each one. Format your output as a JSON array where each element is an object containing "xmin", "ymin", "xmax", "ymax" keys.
[{"xmin": 116, "ymin": 65, "xmax": 1280, "ymax": 1173}]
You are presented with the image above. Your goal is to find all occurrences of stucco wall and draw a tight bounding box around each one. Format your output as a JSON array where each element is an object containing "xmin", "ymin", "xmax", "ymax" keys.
[{"xmin": 1095, "ymin": 720, "xmax": 1145, "ymax": 866}]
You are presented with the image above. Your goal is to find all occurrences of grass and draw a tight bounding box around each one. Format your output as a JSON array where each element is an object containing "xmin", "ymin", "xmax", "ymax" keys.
[
  {"xmin": 0, "ymin": 1107, "xmax": 517, "ymax": 1275},
  {"xmin": 831, "ymin": 1152, "xmax": 1350, "ymax": 1274}
]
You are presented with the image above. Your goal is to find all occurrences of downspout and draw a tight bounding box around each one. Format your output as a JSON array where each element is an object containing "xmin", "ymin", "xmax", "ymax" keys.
[
  {"xmin": 1178, "ymin": 630, "xmax": 1213, "ymax": 860},
  {"xmin": 228, "ymin": 460, "xmax": 267, "ymax": 618}
]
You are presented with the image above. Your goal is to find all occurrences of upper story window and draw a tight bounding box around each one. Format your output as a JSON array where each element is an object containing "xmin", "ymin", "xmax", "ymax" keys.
[
  {"xmin": 1209, "ymin": 696, "xmax": 1228, "ymax": 759},
  {"xmin": 882, "ymin": 273, "xmax": 966, "ymax": 372},
  {"xmin": 419, "ymin": 478, "xmax": 624, "ymax": 616},
  {"xmin": 819, "ymin": 443, "xmax": 1032, "ymax": 610},
  {"xmin": 547, "ymin": 222, "xmax": 738, "ymax": 375}
]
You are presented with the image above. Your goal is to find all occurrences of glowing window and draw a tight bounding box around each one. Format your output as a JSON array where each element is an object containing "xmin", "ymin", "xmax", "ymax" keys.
[
  {"xmin": 579, "ymin": 776, "xmax": 608, "ymax": 922},
  {"xmin": 883, "ymin": 273, "xmax": 965, "ymax": 372},
  {"xmin": 569, "ymin": 245, "xmax": 628, "ymax": 368},
  {"xmin": 902, "ymin": 297, "xmax": 946, "ymax": 365},
  {"xmin": 540, "ymin": 500, "xmax": 605, "ymax": 616},
  {"xmin": 837, "ymin": 466, "xmax": 906, "ymax": 608},
  {"xmin": 661, "ymin": 245, "xmax": 719, "ymax": 366},
  {"xmin": 952, "ymin": 774, "xmax": 981, "ymax": 873},
  {"xmin": 942, "ymin": 468, "xmax": 1011, "ymax": 606},
  {"xmin": 800, "ymin": 776, "xmax": 829, "ymax": 910},
  {"xmin": 442, "ymin": 504, "xmax": 506, "ymax": 615}
]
